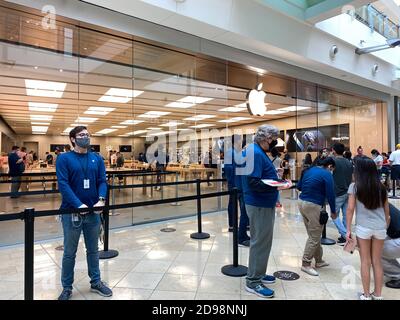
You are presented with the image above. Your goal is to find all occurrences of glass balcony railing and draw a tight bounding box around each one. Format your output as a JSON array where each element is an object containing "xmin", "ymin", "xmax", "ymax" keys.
[{"xmin": 353, "ymin": 4, "xmax": 399, "ymax": 39}]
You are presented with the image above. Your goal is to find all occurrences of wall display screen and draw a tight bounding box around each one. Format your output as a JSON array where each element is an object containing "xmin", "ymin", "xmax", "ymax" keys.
[
  {"xmin": 90, "ymin": 145, "xmax": 100, "ymax": 152},
  {"xmin": 119, "ymin": 145, "xmax": 132, "ymax": 152},
  {"xmin": 50, "ymin": 144, "xmax": 68, "ymax": 152},
  {"xmin": 285, "ymin": 124, "xmax": 349, "ymax": 152}
]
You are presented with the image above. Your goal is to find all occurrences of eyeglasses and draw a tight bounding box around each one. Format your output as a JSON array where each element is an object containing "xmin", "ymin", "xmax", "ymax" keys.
[{"xmin": 76, "ymin": 133, "xmax": 90, "ymax": 138}]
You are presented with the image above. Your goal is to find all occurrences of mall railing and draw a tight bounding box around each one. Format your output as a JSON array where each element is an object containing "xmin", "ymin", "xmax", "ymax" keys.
[
  {"xmin": 354, "ymin": 4, "xmax": 399, "ymax": 39},
  {"xmin": 0, "ymin": 177, "xmax": 234, "ymax": 300}
]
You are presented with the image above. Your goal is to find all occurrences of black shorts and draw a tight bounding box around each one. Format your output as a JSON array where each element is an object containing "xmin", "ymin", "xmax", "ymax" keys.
[{"xmin": 391, "ymin": 165, "xmax": 400, "ymax": 180}]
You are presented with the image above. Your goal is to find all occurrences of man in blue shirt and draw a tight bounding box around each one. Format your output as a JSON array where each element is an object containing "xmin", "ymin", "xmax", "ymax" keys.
[
  {"xmin": 242, "ymin": 125, "xmax": 292, "ymax": 299},
  {"xmin": 297, "ymin": 157, "xmax": 337, "ymax": 277},
  {"xmin": 56, "ymin": 126, "xmax": 112, "ymax": 300},
  {"xmin": 8, "ymin": 146, "xmax": 25, "ymax": 198}
]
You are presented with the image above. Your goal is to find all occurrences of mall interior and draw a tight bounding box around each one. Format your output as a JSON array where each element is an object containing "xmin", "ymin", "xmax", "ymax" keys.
[{"xmin": 0, "ymin": 0, "xmax": 399, "ymax": 300}]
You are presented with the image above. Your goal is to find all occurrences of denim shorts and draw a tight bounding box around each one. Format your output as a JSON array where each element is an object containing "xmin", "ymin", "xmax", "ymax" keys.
[{"xmin": 355, "ymin": 225, "xmax": 386, "ymax": 240}]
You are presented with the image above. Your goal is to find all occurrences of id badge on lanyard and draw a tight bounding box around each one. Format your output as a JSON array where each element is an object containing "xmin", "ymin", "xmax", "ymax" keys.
[{"xmin": 83, "ymin": 179, "xmax": 90, "ymax": 189}]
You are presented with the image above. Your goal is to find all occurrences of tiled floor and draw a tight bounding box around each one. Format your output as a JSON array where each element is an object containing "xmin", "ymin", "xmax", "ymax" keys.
[{"xmin": 0, "ymin": 198, "xmax": 400, "ymax": 300}]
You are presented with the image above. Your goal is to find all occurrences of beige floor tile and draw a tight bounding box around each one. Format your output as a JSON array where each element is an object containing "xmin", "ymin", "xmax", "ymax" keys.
[
  {"xmin": 283, "ymin": 281, "xmax": 333, "ymax": 299},
  {"xmin": 324, "ymin": 282, "xmax": 360, "ymax": 300},
  {"xmin": 143, "ymin": 250, "xmax": 180, "ymax": 261},
  {"xmin": 100, "ymin": 258, "xmax": 140, "ymax": 272},
  {"xmin": 75, "ymin": 270, "xmax": 127, "ymax": 288},
  {"xmin": 197, "ymin": 276, "xmax": 241, "ymax": 295},
  {"xmin": 195, "ymin": 292, "xmax": 241, "ymax": 300},
  {"xmin": 116, "ymin": 272, "xmax": 164, "ymax": 290},
  {"xmin": 150, "ymin": 290, "xmax": 196, "ymax": 300},
  {"xmin": 167, "ymin": 260, "xmax": 206, "ymax": 276},
  {"xmin": 132, "ymin": 260, "xmax": 172, "ymax": 273},
  {"xmin": 110, "ymin": 288, "xmax": 153, "ymax": 300},
  {"xmin": 156, "ymin": 274, "xmax": 200, "ymax": 292}
]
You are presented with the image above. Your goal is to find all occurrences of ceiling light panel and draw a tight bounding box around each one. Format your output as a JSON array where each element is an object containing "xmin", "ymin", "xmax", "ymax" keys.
[
  {"xmin": 120, "ymin": 119, "xmax": 144, "ymax": 125},
  {"xmin": 189, "ymin": 124, "xmax": 214, "ymax": 128},
  {"xmin": 31, "ymin": 122, "xmax": 50, "ymax": 125},
  {"xmin": 75, "ymin": 117, "xmax": 98, "ymax": 123},
  {"xmin": 30, "ymin": 115, "xmax": 53, "ymax": 121},
  {"xmin": 111, "ymin": 125, "xmax": 128, "ymax": 129},
  {"xmin": 31, "ymin": 126, "xmax": 48, "ymax": 132},
  {"xmin": 278, "ymin": 106, "xmax": 311, "ymax": 112},
  {"xmin": 28, "ymin": 102, "xmax": 58, "ymax": 112},
  {"xmin": 25, "ymin": 79, "xmax": 66, "ymax": 98},
  {"xmin": 84, "ymin": 106, "xmax": 115, "ymax": 115},
  {"xmin": 95, "ymin": 128, "xmax": 117, "ymax": 135},
  {"xmin": 218, "ymin": 117, "xmax": 252, "ymax": 123},
  {"xmin": 165, "ymin": 96, "xmax": 213, "ymax": 108},
  {"xmin": 264, "ymin": 110, "xmax": 288, "ymax": 115},
  {"xmin": 159, "ymin": 121, "xmax": 184, "ymax": 127},
  {"xmin": 219, "ymin": 107, "xmax": 244, "ymax": 112},
  {"xmin": 138, "ymin": 111, "xmax": 171, "ymax": 118},
  {"xmin": 183, "ymin": 115, "xmax": 216, "ymax": 121},
  {"xmin": 98, "ymin": 88, "xmax": 144, "ymax": 103}
]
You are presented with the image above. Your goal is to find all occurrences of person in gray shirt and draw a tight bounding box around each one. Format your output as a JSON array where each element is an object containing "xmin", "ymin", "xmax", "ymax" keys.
[{"xmin": 332, "ymin": 143, "xmax": 353, "ymax": 245}]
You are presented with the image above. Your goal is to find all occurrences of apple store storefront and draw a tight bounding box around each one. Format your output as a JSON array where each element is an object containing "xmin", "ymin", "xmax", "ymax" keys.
[{"xmin": 0, "ymin": 3, "xmax": 389, "ymax": 245}]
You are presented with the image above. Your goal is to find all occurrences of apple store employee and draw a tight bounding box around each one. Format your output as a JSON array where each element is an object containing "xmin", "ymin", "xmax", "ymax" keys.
[{"xmin": 56, "ymin": 126, "xmax": 112, "ymax": 300}]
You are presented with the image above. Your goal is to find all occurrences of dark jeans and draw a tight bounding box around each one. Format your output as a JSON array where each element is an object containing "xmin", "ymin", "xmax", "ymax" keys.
[
  {"xmin": 228, "ymin": 186, "xmax": 250, "ymax": 241},
  {"xmin": 11, "ymin": 176, "xmax": 21, "ymax": 198},
  {"xmin": 61, "ymin": 213, "xmax": 101, "ymax": 290}
]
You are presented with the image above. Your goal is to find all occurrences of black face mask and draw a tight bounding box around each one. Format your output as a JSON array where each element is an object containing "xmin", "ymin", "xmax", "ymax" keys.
[{"xmin": 268, "ymin": 139, "xmax": 278, "ymax": 151}]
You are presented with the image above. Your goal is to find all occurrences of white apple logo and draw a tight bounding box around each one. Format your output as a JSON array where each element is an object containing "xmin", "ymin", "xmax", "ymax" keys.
[{"xmin": 246, "ymin": 83, "xmax": 267, "ymax": 116}]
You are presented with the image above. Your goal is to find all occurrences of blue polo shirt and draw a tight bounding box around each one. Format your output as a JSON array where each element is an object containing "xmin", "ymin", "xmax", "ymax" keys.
[
  {"xmin": 242, "ymin": 143, "xmax": 279, "ymax": 208},
  {"xmin": 56, "ymin": 151, "xmax": 107, "ymax": 209}
]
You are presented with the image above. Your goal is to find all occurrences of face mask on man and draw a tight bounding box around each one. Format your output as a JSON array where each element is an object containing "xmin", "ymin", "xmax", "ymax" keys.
[{"xmin": 75, "ymin": 137, "xmax": 91, "ymax": 149}]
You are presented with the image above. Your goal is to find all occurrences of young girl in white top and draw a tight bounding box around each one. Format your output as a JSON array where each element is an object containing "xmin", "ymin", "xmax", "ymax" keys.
[{"xmin": 346, "ymin": 157, "xmax": 390, "ymax": 300}]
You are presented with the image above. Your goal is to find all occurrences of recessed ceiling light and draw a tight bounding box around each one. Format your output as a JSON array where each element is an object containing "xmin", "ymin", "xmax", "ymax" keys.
[
  {"xmin": 147, "ymin": 131, "xmax": 174, "ymax": 136},
  {"xmin": 219, "ymin": 107, "xmax": 244, "ymax": 113},
  {"xmin": 95, "ymin": 128, "xmax": 117, "ymax": 135},
  {"xmin": 75, "ymin": 117, "xmax": 98, "ymax": 123},
  {"xmin": 28, "ymin": 102, "xmax": 58, "ymax": 112},
  {"xmin": 218, "ymin": 117, "xmax": 252, "ymax": 123},
  {"xmin": 70, "ymin": 123, "xmax": 88, "ymax": 127},
  {"xmin": 183, "ymin": 115, "xmax": 215, "ymax": 121},
  {"xmin": 176, "ymin": 128, "xmax": 192, "ymax": 131},
  {"xmin": 189, "ymin": 124, "xmax": 214, "ymax": 128},
  {"xmin": 30, "ymin": 115, "xmax": 53, "ymax": 121},
  {"xmin": 146, "ymin": 127, "xmax": 161, "ymax": 130},
  {"xmin": 165, "ymin": 96, "xmax": 213, "ymax": 108},
  {"xmin": 84, "ymin": 106, "xmax": 115, "ymax": 116},
  {"xmin": 25, "ymin": 79, "xmax": 66, "ymax": 98},
  {"xmin": 120, "ymin": 119, "xmax": 144, "ymax": 125},
  {"xmin": 235, "ymin": 103, "xmax": 247, "ymax": 108},
  {"xmin": 31, "ymin": 126, "xmax": 48, "ymax": 132},
  {"xmin": 159, "ymin": 121, "xmax": 184, "ymax": 127},
  {"xmin": 59, "ymin": 69, "xmax": 63, "ymax": 72},
  {"xmin": 264, "ymin": 110, "xmax": 288, "ymax": 115},
  {"xmin": 138, "ymin": 111, "xmax": 171, "ymax": 118},
  {"xmin": 111, "ymin": 125, "xmax": 127, "ymax": 129},
  {"xmin": 63, "ymin": 127, "xmax": 74, "ymax": 133},
  {"xmin": 126, "ymin": 130, "xmax": 148, "ymax": 135},
  {"xmin": 118, "ymin": 134, "xmax": 130, "ymax": 137},
  {"xmin": 98, "ymin": 88, "xmax": 144, "ymax": 103},
  {"xmin": 278, "ymin": 106, "xmax": 311, "ymax": 112},
  {"xmin": 31, "ymin": 122, "xmax": 50, "ymax": 125},
  {"xmin": 34, "ymin": 66, "xmax": 38, "ymax": 70},
  {"xmin": 32, "ymin": 132, "xmax": 46, "ymax": 135}
]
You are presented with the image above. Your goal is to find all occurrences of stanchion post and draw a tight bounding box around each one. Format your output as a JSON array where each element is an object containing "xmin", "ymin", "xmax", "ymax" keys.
[
  {"xmin": 24, "ymin": 208, "xmax": 35, "ymax": 300},
  {"xmin": 321, "ymin": 223, "xmax": 336, "ymax": 245},
  {"xmin": 221, "ymin": 188, "xmax": 248, "ymax": 276},
  {"xmin": 99, "ymin": 186, "xmax": 119, "ymax": 259},
  {"xmin": 190, "ymin": 179, "xmax": 210, "ymax": 240}
]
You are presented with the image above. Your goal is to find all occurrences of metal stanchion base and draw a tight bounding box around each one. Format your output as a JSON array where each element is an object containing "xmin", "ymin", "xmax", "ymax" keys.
[
  {"xmin": 190, "ymin": 232, "xmax": 210, "ymax": 239},
  {"xmin": 99, "ymin": 249, "xmax": 119, "ymax": 259},
  {"xmin": 221, "ymin": 265, "xmax": 248, "ymax": 277},
  {"xmin": 321, "ymin": 237, "xmax": 336, "ymax": 245}
]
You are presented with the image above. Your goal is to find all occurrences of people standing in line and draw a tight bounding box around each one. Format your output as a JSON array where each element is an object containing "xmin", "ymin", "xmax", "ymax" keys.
[
  {"xmin": 382, "ymin": 203, "xmax": 400, "ymax": 289},
  {"xmin": 225, "ymin": 135, "xmax": 250, "ymax": 245},
  {"xmin": 353, "ymin": 146, "xmax": 365, "ymax": 164},
  {"xmin": 296, "ymin": 157, "xmax": 336, "ymax": 276},
  {"xmin": 343, "ymin": 150, "xmax": 353, "ymax": 165},
  {"xmin": 8, "ymin": 146, "xmax": 25, "ymax": 198},
  {"xmin": 242, "ymin": 125, "xmax": 292, "ymax": 298},
  {"xmin": 332, "ymin": 143, "xmax": 353, "ymax": 245},
  {"xmin": 270, "ymin": 147, "xmax": 283, "ymax": 208},
  {"xmin": 116, "ymin": 151, "xmax": 125, "ymax": 184},
  {"xmin": 56, "ymin": 126, "xmax": 112, "ymax": 300},
  {"xmin": 346, "ymin": 157, "xmax": 390, "ymax": 300},
  {"xmin": 138, "ymin": 152, "xmax": 147, "ymax": 163},
  {"xmin": 153, "ymin": 146, "xmax": 169, "ymax": 191},
  {"xmin": 54, "ymin": 148, "xmax": 61, "ymax": 165},
  {"xmin": 371, "ymin": 149, "xmax": 383, "ymax": 176},
  {"xmin": 312, "ymin": 147, "xmax": 329, "ymax": 166}
]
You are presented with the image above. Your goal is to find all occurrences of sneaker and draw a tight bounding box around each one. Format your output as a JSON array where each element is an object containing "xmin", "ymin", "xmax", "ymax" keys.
[
  {"xmin": 90, "ymin": 281, "xmax": 113, "ymax": 297},
  {"xmin": 371, "ymin": 292, "xmax": 384, "ymax": 300},
  {"xmin": 261, "ymin": 274, "xmax": 276, "ymax": 285},
  {"xmin": 301, "ymin": 266, "xmax": 319, "ymax": 276},
  {"xmin": 238, "ymin": 240, "xmax": 250, "ymax": 247},
  {"xmin": 58, "ymin": 288, "xmax": 72, "ymax": 300},
  {"xmin": 337, "ymin": 236, "xmax": 346, "ymax": 246},
  {"xmin": 386, "ymin": 279, "xmax": 400, "ymax": 289},
  {"xmin": 359, "ymin": 293, "xmax": 372, "ymax": 300},
  {"xmin": 245, "ymin": 284, "xmax": 274, "ymax": 298},
  {"xmin": 315, "ymin": 261, "xmax": 329, "ymax": 268}
]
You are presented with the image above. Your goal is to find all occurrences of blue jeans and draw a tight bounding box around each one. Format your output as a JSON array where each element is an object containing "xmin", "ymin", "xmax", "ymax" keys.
[
  {"xmin": 227, "ymin": 183, "xmax": 235, "ymax": 228},
  {"xmin": 238, "ymin": 191, "xmax": 250, "ymax": 242},
  {"xmin": 61, "ymin": 213, "xmax": 101, "ymax": 290},
  {"xmin": 333, "ymin": 193, "xmax": 348, "ymax": 238}
]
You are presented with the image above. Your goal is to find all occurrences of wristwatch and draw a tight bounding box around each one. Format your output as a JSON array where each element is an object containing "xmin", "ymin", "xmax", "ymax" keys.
[{"xmin": 98, "ymin": 197, "xmax": 105, "ymax": 202}]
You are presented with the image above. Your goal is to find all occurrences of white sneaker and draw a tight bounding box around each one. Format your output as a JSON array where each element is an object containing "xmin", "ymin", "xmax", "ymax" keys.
[
  {"xmin": 301, "ymin": 266, "xmax": 319, "ymax": 276},
  {"xmin": 315, "ymin": 261, "xmax": 329, "ymax": 268},
  {"xmin": 371, "ymin": 293, "xmax": 384, "ymax": 300},
  {"xmin": 359, "ymin": 293, "xmax": 372, "ymax": 300}
]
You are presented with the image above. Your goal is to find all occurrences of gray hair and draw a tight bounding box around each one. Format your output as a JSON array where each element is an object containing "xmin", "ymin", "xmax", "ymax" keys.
[{"xmin": 254, "ymin": 125, "xmax": 279, "ymax": 144}]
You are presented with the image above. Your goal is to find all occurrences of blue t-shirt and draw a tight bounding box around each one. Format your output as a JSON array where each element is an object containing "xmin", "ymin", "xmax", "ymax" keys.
[
  {"xmin": 224, "ymin": 148, "xmax": 246, "ymax": 190},
  {"xmin": 8, "ymin": 152, "xmax": 25, "ymax": 176},
  {"xmin": 56, "ymin": 151, "xmax": 107, "ymax": 209},
  {"xmin": 297, "ymin": 166, "xmax": 336, "ymax": 213},
  {"xmin": 242, "ymin": 143, "xmax": 279, "ymax": 208}
]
